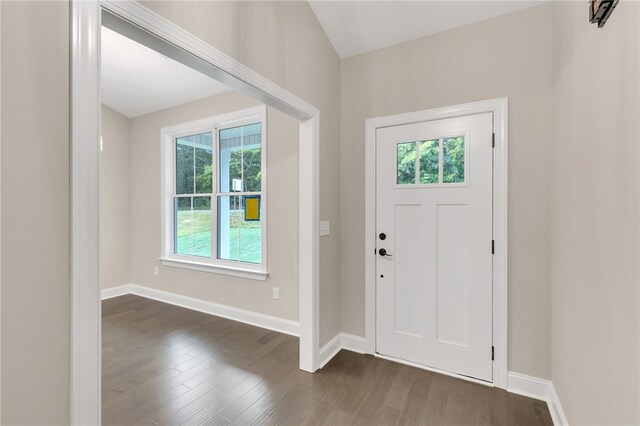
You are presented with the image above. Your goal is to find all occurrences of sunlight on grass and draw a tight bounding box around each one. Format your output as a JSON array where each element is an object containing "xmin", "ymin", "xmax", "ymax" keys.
[{"xmin": 175, "ymin": 210, "xmax": 261, "ymax": 263}]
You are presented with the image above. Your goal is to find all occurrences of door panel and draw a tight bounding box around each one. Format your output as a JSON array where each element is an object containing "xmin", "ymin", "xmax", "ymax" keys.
[
  {"xmin": 375, "ymin": 113, "xmax": 493, "ymax": 382},
  {"xmin": 394, "ymin": 204, "xmax": 424, "ymax": 337}
]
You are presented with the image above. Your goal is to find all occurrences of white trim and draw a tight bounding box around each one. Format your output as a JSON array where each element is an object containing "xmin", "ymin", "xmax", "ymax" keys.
[
  {"xmin": 159, "ymin": 258, "xmax": 268, "ymax": 281},
  {"xmin": 549, "ymin": 383, "xmax": 569, "ymax": 426},
  {"xmin": 507, "ymin": 372, "xmax": 568, "ymax": 426},
  {"xmin": 70, "ymin": 2, "xmax": 101, "ymax": 425},
  {"xmin": 100, "ymin": 284, "xmax": 132, "ymax": 300},
  {"xmin": 101, "ymin": 284, "xmax": 300, "ymax": 337},
  {"xmin": 507, "ymin": 371, "xmax": 551, "ymax": 401},
  {"xmin": 341, "ymin": 333, "xmax": 366, "ymax": 354},
  {"xmin": 72, "ymin": 1, "xmax": 321, "ymax": 423},
  {"xmin": 160, "ymin": 105, "xmax": 268, "ymax": 275},
  {"xmin": 298, "ymin": 117, "xmax": 320, "ymax": 372},
  {"xmin": 318, "ymin": 334, "xmax": 342, "ymax": 368},
  {"xmin": 364, "ymin": 98, "xmax": 509, "ymax": 389},
  {"xmin": 318, "ymin": 333, "xmax": 367, "ymax": 368}
]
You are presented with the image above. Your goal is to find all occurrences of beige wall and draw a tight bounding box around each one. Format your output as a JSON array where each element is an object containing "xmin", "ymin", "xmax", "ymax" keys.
[
  {"xmin": 0, "ymin": 1, "xmax": 70, "ymax": 424},
  {"xmin": 126, "ymin": 91, "xmax": 301, "ymax": 321},
  {"xmin": 340, "ymin": 4, "xmax": 554, "ymax": 378},
  {"xmin": 551, "ymin": 1, "xmax": 640, "ymax": 424},
  {"xmin": 141, "ymin": 0, "xmax": 342, "ymax": 346},
  {"xmin": 101, "ymin": 105, "xmax": 132, "ymax": 289}
]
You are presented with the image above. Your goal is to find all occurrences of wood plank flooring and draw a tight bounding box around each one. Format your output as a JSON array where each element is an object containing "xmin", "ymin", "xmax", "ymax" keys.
[{"xmin": 102, "ymin": 295, "xmax": 553, "ymax": 426}]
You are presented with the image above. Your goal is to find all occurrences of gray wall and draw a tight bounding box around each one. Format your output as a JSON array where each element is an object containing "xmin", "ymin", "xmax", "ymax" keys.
[
  {"xmin": 1, "ymin": 1, "xmax": 70, "ymax": 424},
  {"xmin": 125, "ymin": 92, "xmax": 301, "ymax": 321},
  {"xmin": 2, "ymin": 1, "xmax": 639, "ymax": 423},
  {"xmin": 551, "ymin": 1, "xmax": 640, "ymax": 424},
  {"xmin": 101, "ymin": 105, "xmax": 132, "ymax": 289},
  {"xmin": 339, "ymin": 4, "xmax": 554, "ymax": 379},
  {"xmin": 142, "ymin": 1, "xmax": 342, "ymax": 346}
]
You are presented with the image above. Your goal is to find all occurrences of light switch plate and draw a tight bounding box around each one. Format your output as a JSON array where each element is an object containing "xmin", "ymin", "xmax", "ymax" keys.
[{"xmin": 320, "ymin": 221, "xmax": 330, "ymax": 236}]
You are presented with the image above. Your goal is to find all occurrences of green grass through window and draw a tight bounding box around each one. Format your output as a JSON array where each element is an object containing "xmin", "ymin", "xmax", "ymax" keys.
[{"xmin": 175, "ymin": 210, "xmax": 261, "ymax": 263}]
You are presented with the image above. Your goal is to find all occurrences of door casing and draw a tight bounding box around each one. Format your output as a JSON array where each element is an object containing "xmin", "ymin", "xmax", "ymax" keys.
[{"xmin": 364, "ymin": 98, "xmax": 508, "ymax": 389}]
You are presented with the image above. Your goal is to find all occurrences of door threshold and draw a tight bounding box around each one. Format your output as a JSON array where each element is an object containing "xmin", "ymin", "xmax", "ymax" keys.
[{"xmin": 374, "ymin": 352, "xmax": 493, "ymax": 387}]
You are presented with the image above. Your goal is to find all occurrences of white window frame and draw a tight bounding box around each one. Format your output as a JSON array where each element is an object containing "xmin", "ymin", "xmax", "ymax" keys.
[{"xmin": 160, "ymin": 105, "xmax": 268, "ymax": 281}]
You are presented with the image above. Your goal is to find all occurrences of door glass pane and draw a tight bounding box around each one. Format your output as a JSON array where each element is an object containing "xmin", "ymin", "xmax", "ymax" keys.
[
  {"xmin": 217, "ymin": 195, "xmax": 261, "ymax": 264},
  {"xmin": 219, "ymin": 123, "xmax": 261, "ymax": 193},
  {"xmin": 443, "ymin": 136, "xmax": 465, "ymax": 183},
  {"xmin": 397, "ymin": 142, "xmax": 416, "ymax": 185},
  {"xmin": 419, "ymin": 139, "xmax": 439, "ymax": 184}
]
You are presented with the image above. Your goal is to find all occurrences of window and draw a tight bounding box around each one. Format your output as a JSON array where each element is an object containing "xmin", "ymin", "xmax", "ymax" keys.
[
  {"xmin": 161, "ymin": 106, "xmax": 267, "ymax": 280},
  {"xmin": 396, "ymin": 134, "xmax": 467, "ymax": 186}
]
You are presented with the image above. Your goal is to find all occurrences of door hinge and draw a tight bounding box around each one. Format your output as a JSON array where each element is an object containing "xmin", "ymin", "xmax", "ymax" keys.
[
  {"xmin": 492, "ymin": 240, "xmax": 495, "ymax": 254},
  {"xmin": 492, "ymin": 133, "xmax": 495, "ymax": 148},
  {"xmin": 492, "ymin": 346, "xmax": 495, "ymax": 361}
]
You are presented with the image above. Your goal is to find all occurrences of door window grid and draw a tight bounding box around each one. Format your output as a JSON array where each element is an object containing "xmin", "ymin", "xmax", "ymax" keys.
[{"xmin": 396, "ymin": 136, "xmax": 466, "ymax": 186}]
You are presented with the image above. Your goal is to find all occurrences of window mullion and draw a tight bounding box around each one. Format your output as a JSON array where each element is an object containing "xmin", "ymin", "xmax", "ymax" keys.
[
  {"xmin": 415, "ymin": 140, "xmax": 420, "ymax": 184},
  {"xmin": 438, "ymin": 138, "xmax": 444, "ymax": 183},
  {"xmin": 212, "ymin": 126, "xmax": 218, "ymax": 263}
]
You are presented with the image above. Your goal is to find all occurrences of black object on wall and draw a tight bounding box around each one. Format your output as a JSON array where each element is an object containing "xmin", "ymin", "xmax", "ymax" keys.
[{"xmin": 590, "ymin": 0, "xmax": 619, "ymax": 28}]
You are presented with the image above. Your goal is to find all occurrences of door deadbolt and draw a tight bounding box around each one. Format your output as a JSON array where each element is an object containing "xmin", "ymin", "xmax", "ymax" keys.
[{"xmin": 379, "ymin": 233, "xmax": 386, "ymax": 240}]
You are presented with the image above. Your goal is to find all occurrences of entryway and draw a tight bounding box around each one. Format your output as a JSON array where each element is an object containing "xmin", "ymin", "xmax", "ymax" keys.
[{"xmin": 364, "ymin": 99, "xmax": 508, "ymax": 387}]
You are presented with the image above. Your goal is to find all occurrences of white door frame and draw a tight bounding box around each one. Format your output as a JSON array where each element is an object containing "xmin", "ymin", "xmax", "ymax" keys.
[
  {"xmin": 364, "ymin": 98, "xmax": 508, "ymax": 389},
  {"xmin": 71, "ymin": 1, "xmax": 321, "ymax": 424}
]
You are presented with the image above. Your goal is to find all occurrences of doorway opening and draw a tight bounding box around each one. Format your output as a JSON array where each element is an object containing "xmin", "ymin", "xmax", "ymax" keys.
[{"xmin": 71, "ymin": 2, "xmax": 321, "ymax": 423}]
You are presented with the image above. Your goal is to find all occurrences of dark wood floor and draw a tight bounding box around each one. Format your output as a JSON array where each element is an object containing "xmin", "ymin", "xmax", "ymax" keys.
[{"xmin": 102, "ymin": 295, "xmax": 552, "ymax": 426}]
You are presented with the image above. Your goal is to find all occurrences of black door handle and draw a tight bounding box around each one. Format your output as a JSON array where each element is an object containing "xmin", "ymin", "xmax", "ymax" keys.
[{"xmin": 378, "ymin": 248, "xmax": 393, "ymax": 257}]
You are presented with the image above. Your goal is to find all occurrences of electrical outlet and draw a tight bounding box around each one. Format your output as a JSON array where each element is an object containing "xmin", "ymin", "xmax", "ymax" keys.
[
  {"xmin": 154, "ymin": 266, "xmax": 159, "ymax": 276},
  {"xmin": 273, "ymin": 287, "xmax": 280, "ymax": 300}
]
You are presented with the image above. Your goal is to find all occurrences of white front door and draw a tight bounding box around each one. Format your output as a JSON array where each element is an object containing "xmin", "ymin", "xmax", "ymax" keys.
[{"xmin": 375, "ymin": 113, "xmax": 494, "ymax": 381}]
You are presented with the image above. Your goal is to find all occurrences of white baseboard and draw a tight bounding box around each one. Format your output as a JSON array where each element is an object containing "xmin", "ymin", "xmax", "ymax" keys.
[
  {"xmin": 507, "ymin": 371, "xmax": 551, "ymax": 401},
  {"xmin": 101, "ymin": 284, "xmax": 133, "ymax": 300},
  {"xmin": 318, "ymin": 334, "xmax": 342, "ymax": 368},
  {"xmin": 507, "ymin": 371, "xmax": 568, "ymax": 426},
  {"xmin": 101, "ymin": 283, "xmax": 300, "ymax": 337},
  {"xmin": 318, "ymin": 332, "xmax": 367, "ymax": 368},
  {"xmin": 549, "ymin": 383, "xmax": 569, "ymax": 426},
  {"xmin": 341, "ymin": 333, "xmax": 366, "ymax": 353}
]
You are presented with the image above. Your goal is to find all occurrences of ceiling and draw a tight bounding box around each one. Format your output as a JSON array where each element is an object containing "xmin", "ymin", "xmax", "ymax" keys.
[
  {"xmin": 308, "ymin": 1, "xmax": 547, "ymax": 59},
  {"xmin": 101, "ymin": 27, "xmax": 230, "ymax": 118},
  {"xmin": 101, "ymin": 2, "xmax": 546, "ymax": 116}
]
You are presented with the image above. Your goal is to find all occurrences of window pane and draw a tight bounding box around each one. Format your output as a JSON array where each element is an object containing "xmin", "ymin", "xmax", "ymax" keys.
[
  {"xmin": 397, "ymin": 142, "xmax": 416, "ymax": 185},
  {"xmin": 174, "ymin": 197, "xmax": 192, "ymax": 256},
  {"xmin": 175, "ymin": 138, "xmax": 194, "ymax": 194},
  {"xmin": 419, "ymin": 139, "xmax": 439, "ymax": 184},
  {"xmin": 191, "ymin": 197, "xmax": 212, "ymax": 257},
  {"xmin": 176, "ymin": 132, "xmax": 212, "ymax": 195},
  {"xmin": 219, "ymin": 123, "xmax": 261, "ymax": 193},
  {"xmin": 217, "ymin": 195, "xmax": 261, "ymax": 264},
  {"xmin": 443, "ymin": 136, "xmax": 465, "ymax": 183},
  {"xmin": 174, "ymin": 196, "xmax": 211, "ymax": 258},
  {"xmin": 194, "ymin": 134, "xmax": 213, "ymax": 194}
]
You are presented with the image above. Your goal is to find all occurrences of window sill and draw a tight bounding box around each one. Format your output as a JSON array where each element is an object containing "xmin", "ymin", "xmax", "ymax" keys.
[{"xmin": 160, "ymin": 258, "xmax": 268, "ymax": 281}]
